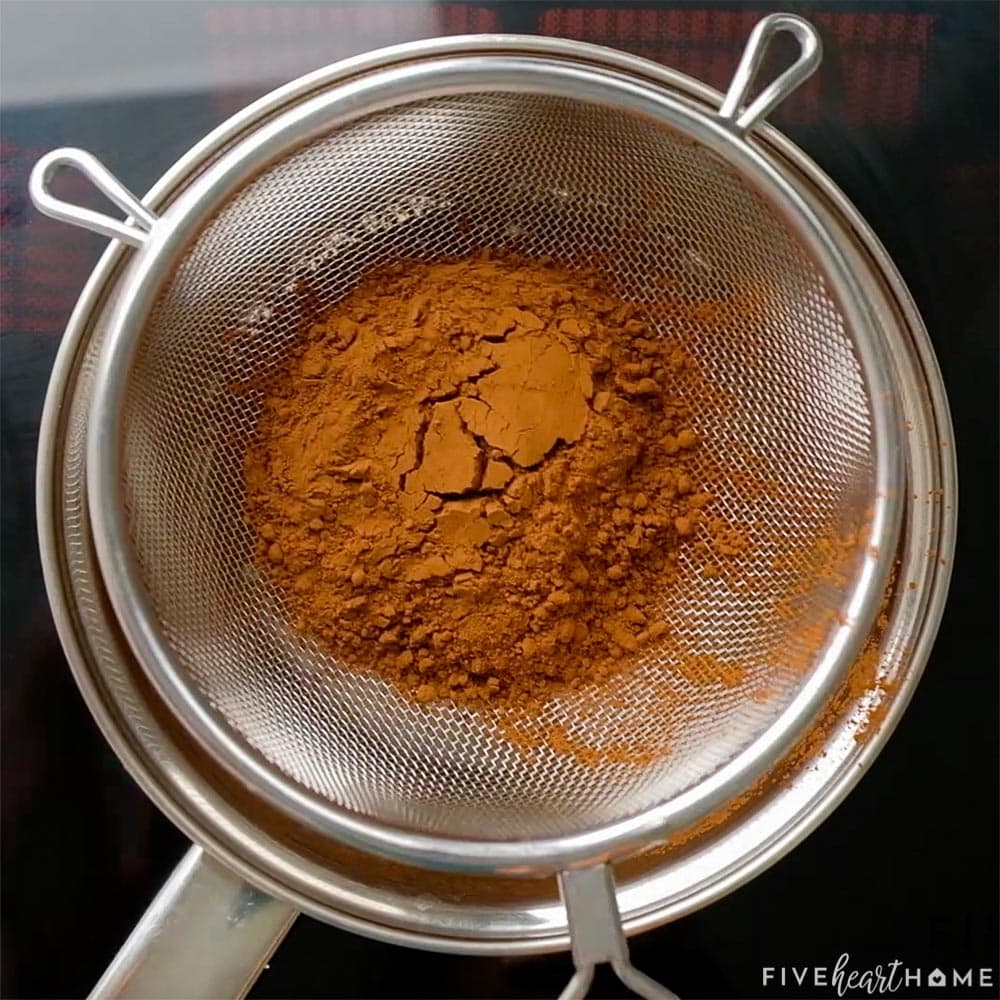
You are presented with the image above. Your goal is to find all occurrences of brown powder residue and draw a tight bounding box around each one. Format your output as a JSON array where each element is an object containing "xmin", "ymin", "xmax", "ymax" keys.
[
  {"xmin": 244, "ymin": 253, "xmax": 717, "ymax": 708},
  {"xmin": 242, "ymin": 248, "xmax": 889, "ymax": 782},
  {"xmin": 670, "ymin": 654, "xmax": 747, "ymax": 689},
  {"xmin": 648, "ymin": 556, "xmax": 902, "ymax": 857},
  {"xmin": 495, "ymin": 716, "xmax": 661, "ymax": 768},
  {"xmin": 456, "ymin": 333, "xmax": 593, "ymax": 467}
]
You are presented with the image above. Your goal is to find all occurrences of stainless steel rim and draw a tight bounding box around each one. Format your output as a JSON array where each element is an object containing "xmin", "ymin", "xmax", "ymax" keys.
[
  {"xmin": 37, "ymin": 34, "xmax": 954, "ymax": 951},
  {"xmin": 84, "ymin": 43, "xmax": 903, "ymax": 875}
]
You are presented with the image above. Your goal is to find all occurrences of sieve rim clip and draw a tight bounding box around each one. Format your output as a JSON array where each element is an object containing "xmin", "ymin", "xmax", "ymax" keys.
[
  {"xmin": 718, "ymin": 12, "xmax": 823, "ymax": 135},
  {"xmin": 558, "ymin": 865, "xmax": 678, "ymax": 1000},
  {"xmin": 29, "ymin": 147, "xmax": 158, "ymax": 248}
]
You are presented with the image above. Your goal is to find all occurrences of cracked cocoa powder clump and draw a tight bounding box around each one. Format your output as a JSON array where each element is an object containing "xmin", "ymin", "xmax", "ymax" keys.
[{"xmin": 244, "ymin": 253, "xmax": 708, "ymax": 707}]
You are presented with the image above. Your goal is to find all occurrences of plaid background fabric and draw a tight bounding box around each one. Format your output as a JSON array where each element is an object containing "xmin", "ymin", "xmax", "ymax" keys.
[
  {"xmin": 2, "ymin": 4, "xmax": 997, "ymax": 998},
  {"xmin": 538, "ymin": 7, "xmax": 934, "ymax": 125},
  {"xmin": 0, "ymin": 3, "xmax": 980, "ymax": 352}
]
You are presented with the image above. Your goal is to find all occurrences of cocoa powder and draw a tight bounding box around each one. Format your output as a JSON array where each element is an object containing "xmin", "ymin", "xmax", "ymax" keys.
[{"xmin": 244, "ymin": 253, "xmax": 714, "ymax": 707}]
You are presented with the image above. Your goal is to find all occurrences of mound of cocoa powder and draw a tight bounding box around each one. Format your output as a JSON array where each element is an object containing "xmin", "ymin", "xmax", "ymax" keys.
[{"xmin": 244, "ymin": 253, "xmax": 714, "ymax": 707}]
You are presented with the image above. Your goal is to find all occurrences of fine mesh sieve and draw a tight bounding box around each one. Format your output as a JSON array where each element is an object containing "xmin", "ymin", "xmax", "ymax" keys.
[
  {"xmin": 116, "ymin": 86, "xmax": 880, "ymax": 843},
  {"xmin": 32, "ymin": 15, "xmax": 905, "ymax": 998}
]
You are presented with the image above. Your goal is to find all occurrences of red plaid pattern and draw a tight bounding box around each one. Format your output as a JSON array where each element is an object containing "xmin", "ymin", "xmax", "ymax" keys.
[
  {"xmin": 0, "ymin": 143, "xmax": 101, "ymax": 337},
  {"xmin": 202, "ymin": 2, "xmax": 499, "ymax": 116},
  {"xmin": 538, "ymin": 7, "xmax": 934, "ymax": 126},
  {"xmin": 0, "ymin": 6, "xmax": 949, "ymax": 348}
]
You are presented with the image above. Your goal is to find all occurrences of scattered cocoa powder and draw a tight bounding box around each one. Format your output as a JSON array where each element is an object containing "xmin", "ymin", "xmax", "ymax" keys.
[
  {"xmin": 244, "ymin": 253, "xmax": 714, "ymax": 707},
  {"xmin": 647, "ymin": 552, "xmax": 902, "ymax": 857}
]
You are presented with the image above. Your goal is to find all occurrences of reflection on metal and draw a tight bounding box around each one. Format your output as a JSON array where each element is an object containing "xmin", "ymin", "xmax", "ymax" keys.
[
  {"xmin": 91, "ymin": 847, "xmax": 296, "ymax": 999},
  {"xmin": 558, "ymin": 866, "xmax": 677, "ymax": 1000}
]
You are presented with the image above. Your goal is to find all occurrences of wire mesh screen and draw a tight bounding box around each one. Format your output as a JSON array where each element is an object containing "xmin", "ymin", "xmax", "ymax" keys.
[{"xmin": 118, "ymin": 92, "xmax": 874, "ymax": 839}]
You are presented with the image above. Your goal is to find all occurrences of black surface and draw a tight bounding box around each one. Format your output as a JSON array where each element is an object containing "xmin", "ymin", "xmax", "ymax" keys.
[{"xmin": 2, "ymin": 3, "xmax": 997, "ymax": 998}]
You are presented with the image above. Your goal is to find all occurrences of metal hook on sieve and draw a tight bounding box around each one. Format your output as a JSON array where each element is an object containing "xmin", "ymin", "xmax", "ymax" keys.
[
  {"xmin": 558, "ymin": 866, "xmax": 678, "ymax": 1000},
  {"xmin": 29, "ymin": 148, "xmax": 158, "ymax": 247},
  {"xmin": 717, "ymin": 12, "xmax": 822, "ymax": 135}
]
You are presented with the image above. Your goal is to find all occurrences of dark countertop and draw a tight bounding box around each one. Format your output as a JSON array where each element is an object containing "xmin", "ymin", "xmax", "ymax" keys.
[{"xmin": 2, "ymin": 3, "xmax": 997, "ymax": 998}]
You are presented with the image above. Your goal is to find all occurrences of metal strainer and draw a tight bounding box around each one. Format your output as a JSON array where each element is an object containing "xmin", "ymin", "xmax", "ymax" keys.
[{"xmin": 32, "ymin": 15, "xmax": 905, "ymax": 998}]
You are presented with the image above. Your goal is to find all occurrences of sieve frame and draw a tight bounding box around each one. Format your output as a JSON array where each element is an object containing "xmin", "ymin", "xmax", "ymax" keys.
[
  {"xmin": 79, "ymin": 53, "xmax": 905, "ymax": 875},
  {"xmin": 32, "ymin": 27, "xmax": 954, "ymax": 976}
]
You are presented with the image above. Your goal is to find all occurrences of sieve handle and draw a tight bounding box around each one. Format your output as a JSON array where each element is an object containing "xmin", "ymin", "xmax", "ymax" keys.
[
  {"xmin": 29, "ymin": 147, "xmax": 158, "ymax": 247},
  {"xmin": 91, "ymin": 845, "xmax": 297, "ymax": 1000},
  {"xmin": 558, "ymin": 865, "xmax": 678, "ymax": 1000},
  {"xmin": 718, "ymin": 13, "xmax": 822, "ymax": 134}
]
